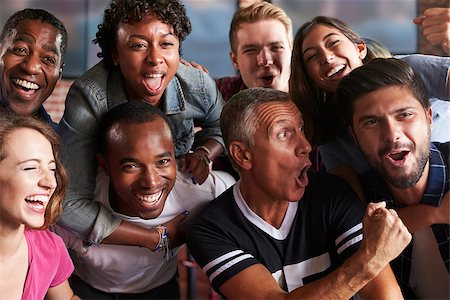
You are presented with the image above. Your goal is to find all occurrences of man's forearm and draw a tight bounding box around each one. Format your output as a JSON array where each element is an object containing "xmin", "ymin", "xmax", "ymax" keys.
[
  {"xmin": 103, "ymin": 220, "xmax": 160, "ymax": 250},
  {"xmin": 286, "ymin": 247, "xmax": 384, "ymax": 299}
]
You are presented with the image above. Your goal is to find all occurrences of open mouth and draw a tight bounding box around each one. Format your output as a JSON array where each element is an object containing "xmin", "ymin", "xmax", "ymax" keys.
[
  {"xmin": 296, "ymin": 164, "xmax": 311, "ymax": 187},
  {"xmin": 136, "ymin": 190, "xmax": 163, "ymax": 205},
  {"xmin": 143, "ymin": 73, "xmax": 164, "ymax": 93},
  {"xmin": 25, "ymin": 195, "xmax": 48, "ymax": 212},
  {"xmin": 386, "ymin": 150, "xmax": 409, "ymax": 166},
  {"xmin": 259, "ymin": 75, "xmax": 275, "ymax": 85},
  {"xmin": 12, "ymin": 78, "xmax": 40, "ymax": 93},
  {"xmin": 327, "ymin": 64, "xmax": 346, "ymax": 78}
]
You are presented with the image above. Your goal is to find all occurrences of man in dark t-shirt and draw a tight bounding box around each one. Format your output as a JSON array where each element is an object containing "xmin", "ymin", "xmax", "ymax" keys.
[{"xmin": 187, "ymin": 87, "xmax": 411, "ymax": 299}]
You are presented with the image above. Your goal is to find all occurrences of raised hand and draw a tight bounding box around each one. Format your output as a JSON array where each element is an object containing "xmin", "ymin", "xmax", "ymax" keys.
[{"xmin": 361, "ymin": 202, "xmax": 412, "ymax": 269}]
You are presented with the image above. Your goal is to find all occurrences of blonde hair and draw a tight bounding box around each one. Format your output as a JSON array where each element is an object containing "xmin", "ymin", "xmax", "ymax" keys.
[
  {"xmin": 363, "ymin": 38, "xmax": 392, "ymax": 62},
  {"xmin": 229, "ymin": 1, "xmax": 293, "ymax": 54}
]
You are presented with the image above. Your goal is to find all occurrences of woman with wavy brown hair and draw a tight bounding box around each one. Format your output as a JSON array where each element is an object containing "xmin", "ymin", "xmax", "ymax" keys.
[{"xmin": 0, "ymin": 112, "xmax": 77, "ymax": 300}]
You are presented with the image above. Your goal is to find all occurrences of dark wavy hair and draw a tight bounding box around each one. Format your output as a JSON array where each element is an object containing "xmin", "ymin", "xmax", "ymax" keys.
[
  {"xmin": 94, "ymin": 0, "xmax": 192, "ymax": 69},
  {"xmin": 0, "ymin": 8, "xmax": 68, "ymax": 61},
  {"xmin": 289, "ymin": 16, "xmax": 365, "ymax": 146},
  {"xmin": 0, "ymin": 112, "xmax": 67, "ymax": 229},
  {"xmin": 335, "ymin": 58, "xmax": 430, "ymax": 127}
]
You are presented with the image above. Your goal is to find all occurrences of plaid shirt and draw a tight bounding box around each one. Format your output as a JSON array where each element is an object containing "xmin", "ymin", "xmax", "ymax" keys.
[
  {"xmin": 215, "ymin": 75, "xmax": 247, "ymax": 102},
  {"xmin": 363, "ymin": 142, "xmax": 450, "ymax": 298}
]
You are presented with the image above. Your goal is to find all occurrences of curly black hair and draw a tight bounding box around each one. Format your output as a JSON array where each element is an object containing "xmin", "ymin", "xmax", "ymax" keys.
[{"xmin": 94, "ymin": 0, "xmax": 192, "ymax": 69}]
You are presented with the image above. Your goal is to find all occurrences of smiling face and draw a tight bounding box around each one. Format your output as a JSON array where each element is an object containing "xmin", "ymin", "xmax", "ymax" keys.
[
  {"xmin": 112, "ymin": 17, "xmax": 180, "ymax": 107},
  {"xmin": 231, "ymin": 20, "xmax": 291, "ymax": 92},
  {"xmin": 0, "ymin": 128, "xmax": 57, "ymax": 229},
  {"xmin": 0, "ymin": 19, "xmax": 63, "ymax": 116},
  {"xmin": 301, "ymin": 24, "xmax": 366, "ymax": 93},
  {"xmin": 352, "ymin": 85, "xmax": 431, "ymax": 189},
  {"xmin": 99, "ymin": 118, "xmax": 176, "ymax": 219},
  {"xmin": 241, "ymin": 101, "xmax": 312, "ymax": 203}
]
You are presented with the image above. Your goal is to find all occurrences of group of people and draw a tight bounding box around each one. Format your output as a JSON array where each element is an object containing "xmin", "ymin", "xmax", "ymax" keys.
[{"xmin": 0, "ymin": 0, "xmax": 448, "ymax": 299}]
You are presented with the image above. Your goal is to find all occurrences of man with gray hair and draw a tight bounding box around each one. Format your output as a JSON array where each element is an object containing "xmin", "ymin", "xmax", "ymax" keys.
[{"xmin": 187, "ymin": 87, "xmax": 411, "ymax": 299}]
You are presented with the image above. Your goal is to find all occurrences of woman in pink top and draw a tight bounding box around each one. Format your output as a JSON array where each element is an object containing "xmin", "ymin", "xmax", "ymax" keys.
[{"xmin": 0, "ymin": 112, "xmax": 78, "ymax": 300}]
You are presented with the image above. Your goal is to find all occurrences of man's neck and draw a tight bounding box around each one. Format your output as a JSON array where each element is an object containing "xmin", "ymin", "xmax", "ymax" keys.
[{"xmin": 239, "ymin": 178, "xmax": 289, "ymax": 229}]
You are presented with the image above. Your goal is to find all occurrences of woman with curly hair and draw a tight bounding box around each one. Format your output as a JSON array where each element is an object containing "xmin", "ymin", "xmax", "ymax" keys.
[
  {"xmin": 56, "ymin": 0, "xmax": 232, "ymax": 296},
  {"xmin": 0, "ymin": 113, "xmax": 78, "ymax": 300}
]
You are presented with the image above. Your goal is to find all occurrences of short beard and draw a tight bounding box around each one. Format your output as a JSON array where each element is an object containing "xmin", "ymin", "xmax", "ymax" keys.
[
  {"xmin": 359, "ymin": 136, "xmax": 430, "ymax": 189},
  {"xmin": 382, "ymin": 145, "xmax": 428, "ymax": 189}
]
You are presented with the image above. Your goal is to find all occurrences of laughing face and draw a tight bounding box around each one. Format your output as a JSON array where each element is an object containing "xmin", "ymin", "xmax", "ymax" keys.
[
  {"xmin": 112, "ymin": 17, "xmax": 180, "ymax": 107},
  {"xmin": 352, "ymin": 86, "xmax": 432, "ymax": 189},
  {"xmin": 0, "ymin": 128, "xmax": 57, "ymax": 229},
  {"xmin": 0, "ymin": 19, "xmax": 63, "ymax": 116},
  {"xmin": 99, "ymin": 118, "xmax": 176, "ymax": 219},
  {"xmin": 301, "ymin": 24, "xmax": 366, "ymax": 93},
  {"xmin": 231, "ymin": 20, "xmax": 291, "ymax": 92},
  {"xmin": 245, "ymin": 101, "xmax": 312, "ymax": 203}
]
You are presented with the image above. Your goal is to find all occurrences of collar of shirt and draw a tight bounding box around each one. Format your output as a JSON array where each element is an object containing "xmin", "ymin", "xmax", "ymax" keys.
[{"xmin": 363, "ymin": 142, "xmax": 449, "ymax": 208}]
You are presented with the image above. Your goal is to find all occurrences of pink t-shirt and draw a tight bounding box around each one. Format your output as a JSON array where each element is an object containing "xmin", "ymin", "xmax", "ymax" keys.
[{"xmin": 21, "ymin": 228, "xmax": 74, "ymax": 300}]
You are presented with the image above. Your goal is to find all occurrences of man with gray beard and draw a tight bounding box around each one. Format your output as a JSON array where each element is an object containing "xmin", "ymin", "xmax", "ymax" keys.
[{"xmin": 336, "ymin": 58, "xmax": 450, "ymax": 299}]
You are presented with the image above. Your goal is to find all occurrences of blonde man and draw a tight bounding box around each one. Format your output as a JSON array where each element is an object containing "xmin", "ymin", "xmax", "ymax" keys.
[{"xmin": 216, "ymin": 1, "xmax": 293, "ymax": 101}]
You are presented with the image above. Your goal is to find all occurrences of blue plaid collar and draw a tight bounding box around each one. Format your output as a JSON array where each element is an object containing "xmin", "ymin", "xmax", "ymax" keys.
[
  {"xmin": 422, "ymin": 143, "xmax": 449, "ymax": 206},
  {"xmin": 364, "ymin": 143, "xmax": 449, "ymax": 208}
]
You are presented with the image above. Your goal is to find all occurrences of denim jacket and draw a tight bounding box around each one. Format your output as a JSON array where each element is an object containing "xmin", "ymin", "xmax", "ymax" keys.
[{"xmin": 56, "ymin": 60, "xmax": 225, "ymax": 244}]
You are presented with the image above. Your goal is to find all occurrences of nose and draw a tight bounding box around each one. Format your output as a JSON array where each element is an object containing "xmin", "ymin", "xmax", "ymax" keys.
[
  {"xmin": 319, "ymin": 48, "xmax": 335, "ymax": 64},
  {"xmin": 257, "ymin": 49, "xmax": 273, "ymax": 67},
  {"xmin": 21, "ymin": 52, "xmax": 42, "ymax": 74},
  {"xmin": 139, "ymin": 167, "xmax": 161, "ymax": 188},
  {"xmin": 296, "ymin": 131, "xmax": 312, "ymax": 157},
  {"xmin": 383, "ymin": 119, "xmax": 402, "ymax": 143},
  {"xmin": 145, "ymin": 45, "xmax": 163, "ymax": 66},
  {"xmin": 39, "ymin": 169, "xmax": 57, "ymax": 190}
]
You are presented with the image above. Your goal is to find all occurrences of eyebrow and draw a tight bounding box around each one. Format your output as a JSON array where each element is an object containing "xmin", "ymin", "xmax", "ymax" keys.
[
  {"xmin": 119, "ymin": 152, "xmax": 172, "ymax": 164},
  {"xmin": 356, "ymin": 107, "xmax": 418, "ymax": 124},
  {"xmin": 158, "ymin": 151, "xmax": 173, "ymax": 158},
  {"xmin": 15, "ymin": 35, "xmax": 59, "ymax": 56},
  {"xmin": 302, "ymin": 32, "xmax": 339, "ymax": 56},
  {"xmin": 130, "ymin": 32, "xmax": 175, "ymax": 40}
]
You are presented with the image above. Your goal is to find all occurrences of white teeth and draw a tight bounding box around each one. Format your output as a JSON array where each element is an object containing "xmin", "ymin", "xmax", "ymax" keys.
[
  {"xmin": 137, "ymin": 191, "xmax": 163, "ymax": 204},
  {"xmin": 146, "ymin": 74, "xmax": 163, "ymax": 78},
  {"xmin": 13, "ymin": 78, "xmax": 39, "ymax": 90},
  {"xmin": 327, "ymin": 65, "xmax": 345, "ymax": 77},
  {"xmin": 25, "ymin": 195, "xmax": 49, "ymax": 202}
]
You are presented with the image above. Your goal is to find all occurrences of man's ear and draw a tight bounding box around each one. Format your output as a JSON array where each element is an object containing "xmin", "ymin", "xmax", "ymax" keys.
[
  {"xmin": 357, "ymin": 42, "xmax": 367, "ymax": 60},
  {"xmin": 96, "ymin": 153, "xmax": 110, "ymax": 176},
  {"xmin": 229, "ymin": 141, "xmax": 252, "ymax": 170},
  {"xmin": 58, "ymin": 63, "xmax": 64, "ymax": 80},
  {"xmin": 230, "ymin": 51, "xmax": 239, "ymax": 70},
  {"xmin": 426, "ymin": 107, "xmax": 433, "ymax": 127}
]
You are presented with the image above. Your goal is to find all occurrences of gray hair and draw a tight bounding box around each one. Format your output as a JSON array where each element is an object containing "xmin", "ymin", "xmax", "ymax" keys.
[{"xmin": 221, "ymin": 87, "xmax": 291, "ymax": 168}]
